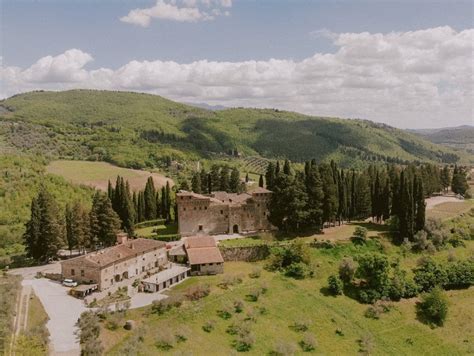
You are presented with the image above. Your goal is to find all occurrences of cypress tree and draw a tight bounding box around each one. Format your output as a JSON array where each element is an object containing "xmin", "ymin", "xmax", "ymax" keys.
[
  {"xmin": 305, "ymin": 161, "xmax": 324, "ymax": 229},
  {"xmin": 382, "ymin": 178, "xmax": 391, "ymax": 221},
  {"xmin": 258, "ymin": 174, "xmax": 264, "ymax": 188},
  {"xmin": 207, "ymin": 173, "xmax": 212, "ymax": 194},
  {"xmin": 144, "ymin": 177, "xmax": 157, "ymax": 220},
  {"xmin": 229, "ymin": 167, "xmax": 241, "ymax": 193},
  {"xmin": 191, "ymin": 172, "xmax": 201, "ymax": 193},
  {"xmin": 210, "ymin": 165, "xmax": 221, "ymax": 191},
  {"xmin": 415, "ymin": 176, "xmax": 426, "ymax": 232},
  {"xmin": 179, "ymin": 179, "xmax": 190, "ymax": 191},
  {"xmin": 200, "ymin": 169, "xmax": 208, "ymax": 193},
  {"xmin": 65, "ymin": 204, "xmax": 77, "ymax": 253},
  {"xmin": 165, "ymin": 182, "xmax": 172, "ymax": 222},
  {"xmin": 66, "ymin": 202, "xmax": 90, "ymax": 254},
  {"xmin": 24, "ymin": 197, "xmax": 42, "ymax": 260},
  {"xmin": 265, "ymin": 162, "xmax": 275, "ymax": 190},
  {"xmin": 283, "ymin": 160, "xmax": 292, "ymax": 175},
  {"xmin": 89, "ymin": 192, "xmax": 121, "ymax": 247},
  {"xmin": 245, "ymin": 173, "xmax": 249, "ymax": 183},
  {"xmin": 219, "ymin": 166, "xmax": 230, "ymax": 192},
  {"xmin": 440, "ymin": 166, "xmax": 450, "ymax": 193},
  {"xmin": 161, "ymin": 186, "xmax": 167, "ymax": 220},
  {"xmin": 354, "ymin": 173, "xmax": 371, "ymax": 220}
]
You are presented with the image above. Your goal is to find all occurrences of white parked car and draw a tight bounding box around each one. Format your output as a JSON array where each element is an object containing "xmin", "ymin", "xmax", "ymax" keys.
[{"xmin": 62, "ymin": 279, "xmax": 78, "ymax": 287}]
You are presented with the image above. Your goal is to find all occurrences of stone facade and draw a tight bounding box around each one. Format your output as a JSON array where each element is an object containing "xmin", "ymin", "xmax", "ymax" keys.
[
  {"xmin": 61, "ymin": 238, "xmax": 168, "ymax": 291},
  {"xmin": 184, "ymin": 236, "xmax": 225, "ymax": 276},
  {"xmin": 177, "ymin": 187, "xmax": 275, "ymax": 237}
]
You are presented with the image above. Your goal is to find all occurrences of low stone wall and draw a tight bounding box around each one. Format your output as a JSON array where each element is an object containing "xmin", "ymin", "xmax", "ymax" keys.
[{"xmin": 219, "ymin": 245, "xmax": 270, "ymax": 262}]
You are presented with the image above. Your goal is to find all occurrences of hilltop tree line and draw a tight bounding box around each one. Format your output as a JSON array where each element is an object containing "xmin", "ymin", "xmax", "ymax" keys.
[
  {"xmin": 265, "ymin": 160, "xmax": 469, "ymax": 241},
  {"xmin": 24, "ymin": 176, "xmax": 177, "ymax": 262},
  {"xmin": 182, "ymin": 165, "xmax": 243, "ymax": 194}
]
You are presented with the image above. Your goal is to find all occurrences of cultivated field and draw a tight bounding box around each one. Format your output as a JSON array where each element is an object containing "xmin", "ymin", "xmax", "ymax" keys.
[
  {"xmin": 46, "ymin": 160, "xmax": 173, "ymax": 192},
  {"xmin": 426, "ymin": 200, "xmax": 473, "ymax": 221}
]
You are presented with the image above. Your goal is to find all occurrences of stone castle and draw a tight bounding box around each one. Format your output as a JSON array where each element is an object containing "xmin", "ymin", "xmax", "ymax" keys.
[{"xmin": 176, "ymin": 187, "xmax": 275, "ymax": 236}]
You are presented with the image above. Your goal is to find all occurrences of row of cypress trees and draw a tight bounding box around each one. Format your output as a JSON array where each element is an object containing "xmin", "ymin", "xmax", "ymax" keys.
[{"xmin": 265, "ymin": 160, "xmax": 441, "ymax": 241}]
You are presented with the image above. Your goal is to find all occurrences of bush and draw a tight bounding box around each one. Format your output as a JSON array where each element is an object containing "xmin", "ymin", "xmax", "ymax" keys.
[
  {"xmin": 299, "ymin": 333, "xmax": 317, "ymax": 352},
  {"xmin": 417, "ymin": 287, "xmax": 448, "ymax": 326},
  {"xmin": 389, "ymin": 267, "xmax": 419, "ymax": 300},
  {"xmin": 175, "ymin": 326, "xmax": 190, "ymax": 343},
  {"xmin": 364, "ymin": 299, "xmax": 393, "ymax": 319},
  {"xmin": 217, "ymin": 304, "xmax": 233, "ymax": 319},
  {"xmin": 327, "ymin": 275, "xmax": 343, "ymax": 295},
  {"xmin": 218, "ymin": 274, "xmax": 243, "ymax": 289},
  {"xmin": 413, "ymin": 258, "xmax": 448, "ymax": 292},
  {"xmin": 338, "ymin": 257, "xmax": 357, "ymax": 283},
  {"xmin": 184, "ymin": 284, "xmax": 210, "ymax": 301},
  {"xmin": 445, "ymin": 260, "xmax": 474, "ymax": 289},
  {"xmin": 285, "ymin": 262, "xmax": 311, "ymax": 279},
  {"xmin": 246, "ymin": 288, "xmax": 261, "ymax": 302},
  {"xmin": 155, "ymin": 327, "xmax": 176, "ymax": 350},
  {"xmin": 202, "ymin": 320, "xmax": 216, "ymax": 333},
  {"xmin": 267, "ymin": 241, "xmax": 311, "ymax": 272},
  {"xmin": 351, "ymin": 227, "xmax": 368, "ymax": 245},
  {"xmin": 249, "ymin": 266, "xmax": 262, "ymax": 278},
  {"xmin": 234, "ymin": 299, "xmax": 244, "ymax": 313},
  {"xmin": 272, "ymin": 341, "xmax": 298, "ymax": 355},
  {"xmin": 234, "ymin": 332, "xmax": 256, "ymax": 352},
  {"xmin": 290, "ymin": 319, "xmax": 311, "ymax": 332}
]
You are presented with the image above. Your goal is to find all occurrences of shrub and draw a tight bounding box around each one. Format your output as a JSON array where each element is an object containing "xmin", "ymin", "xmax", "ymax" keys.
[
  {"xmin": 338, "ymin": 257, "xmax": 357, "ymax": 283},
  {"xmin": 105, "ymin": 313, "xmax": 122, "ymax": 331},
  {"xmin": 249, "ymin": 266, "xmax": 262, "ymax": 278},
  {"xmin": 299, "ymin": 333, "xmax": 317, "ymax": 352},
  {"xmin": 364, "ymin": 299, "xmax": 393, "ymax": 319},
  {"xmin": 234, "ymin": 332, "xmax": 256, "ymax": 352},
  {"xmin": 359, "ymin": 333, "xmax": 375, "ymax": 355},
  {"xmin": 217, "ymin": 304, "xmax": 233, "ymax": 319},
  {"xmin": 285, "ymin": 262, "xmax": 311, "ymax": 279},
  {"xmin": 267, "ymin": 241, "xmax": 311, "ymax": 272},
  {"xmin": 246, "ymin": 288, "xmax": 261, "ymax": 302},
  {"xmin": 417, "ymin": 287, "xmax": 448, "ymax": 327},
  {"xmin": 413, "ymin": 258, "xmax": 448, "ymax": 292},
  {"xmin": 327, "ymin": 274, "xmax": 343, "ymax": 295},
  {"xmin": 351, "ymin": 227, "xmax": 368, "ymax": 244},
  {"xmin": 272, "ymin": 341, "xmax": 298, "ymax": 355},
  {"xmin": 389, "ymin": 267, "xmax": 419, "ymax": 300},
  {"xmin": 175, "ymin": 326, "xmax": 190, "ymax": 343},
  {"xmin": 155, "ymin": 327, "xmax": 175, "ymax": 350},
  {"xmin": 202, "ymin": 320, "xmax": 216, "ymax": 333},
  {"xmin": 445, "ymin": 260, "xmax": 474, "ymax": 289},
  {"xmin": 218, "ymin": 274, "xmax": 243, "ymax": 289},
  {"xmin": 234, "ymin": 299, "xmax": 244, "ymax": 313},
  {"xmin": 184, "ymin": 284, "xmax": 210, "ymax": 301},
  {"xmin": 290, "ymin": 319, "xmax": 311, "ymax": 332},
  {"xmin": 311, "ymin": 239, "xmax": 336, "ymax": 249}
]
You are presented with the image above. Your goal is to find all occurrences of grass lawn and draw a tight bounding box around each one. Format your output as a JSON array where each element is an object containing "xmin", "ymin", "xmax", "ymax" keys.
[
  {"xmin": 46, "ymin": 160, "xmax": 173, "ymax": 192},
  {"xmin": 135, "ymin": 224, "xmax": 178, "ymax": 238},
  {"xmin": 101, "ymin": 233, "xmax": 474, "ymax": 355},
  {"xmin": 427, "ymin": 200, "xmax": 473, "ymax": 221}
]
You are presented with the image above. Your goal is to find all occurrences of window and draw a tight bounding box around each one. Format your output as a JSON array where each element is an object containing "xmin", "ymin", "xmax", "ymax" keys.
[
  {"xmin": 194, "ymin": 207, "xmax": 197, "ymax": 210},
  {"xmin": 183, "ymin": 207, "xmax": 186, "ymax": 211},
  {"xmin": 198, "ymin": 225, "xmax": 203, "ymax": 231},
  {"xmin": 71, "ymin": 269, "xmax": 75, "ymax": 276},
  {"xmin": 204, "ymin": 206, "xmax": 208, "ymax": 210},
  {"xmin": 81, "ymin": 270, "xmax": 85, "ymax": 277}
]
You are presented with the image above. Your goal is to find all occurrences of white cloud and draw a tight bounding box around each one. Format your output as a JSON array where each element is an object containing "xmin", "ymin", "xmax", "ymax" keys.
[
  {"xmin": 1, "ymin": 27, "xmax": 473, "ymax": 128},
  {"xmin": 120, "ymin": 0, "xmax": 231, "ymax": 27}
]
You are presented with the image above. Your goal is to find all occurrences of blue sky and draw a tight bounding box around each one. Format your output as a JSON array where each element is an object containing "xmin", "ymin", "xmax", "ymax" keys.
[{"xmin": 1, "ymin": 0, "xmax": 473, "ymax": 128}]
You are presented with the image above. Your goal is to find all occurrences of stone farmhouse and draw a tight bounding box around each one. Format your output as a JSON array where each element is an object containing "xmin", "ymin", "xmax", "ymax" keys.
[
  {"xmin": 61, "ymin": 237, "xmax": 168, "ymax": 291},
  {"xmin": 176, "ymin": 187, "xmax": 275, "ymax": 237},
  {"xmin": 184, "ymin": 235, "xmax": 224, "ymax": 276}
]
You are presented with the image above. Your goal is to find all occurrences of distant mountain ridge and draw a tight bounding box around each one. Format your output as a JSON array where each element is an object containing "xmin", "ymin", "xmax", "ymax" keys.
[{"xmin": 0, "ymin": 90, "xmax": 470, "ymax": 168}]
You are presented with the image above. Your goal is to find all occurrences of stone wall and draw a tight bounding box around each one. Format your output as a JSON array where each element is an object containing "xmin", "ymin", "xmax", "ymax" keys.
[{"xmin": 219, "ymin": 245, "xmax": 270, "ymax": 262}]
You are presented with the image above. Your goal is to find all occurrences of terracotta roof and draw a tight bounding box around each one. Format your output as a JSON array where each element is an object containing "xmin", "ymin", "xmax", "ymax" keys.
[
  {"xmin": 185, "ymin": 235, "xmax": 216, "ymax": 249},
  {"xmin": 186, "ymin": 247, "xmax": 224, "ymax": 265},
  {"xmin": 61, "ymin": 238, "xmax": 166, "ymax": 269},
  {"xmin": 211, "ymin": 191, "xmax": 251, "ymax": 204},
  {"xmin": 177, "ymin": 190, "xmax": 223, "ymax": 204}
]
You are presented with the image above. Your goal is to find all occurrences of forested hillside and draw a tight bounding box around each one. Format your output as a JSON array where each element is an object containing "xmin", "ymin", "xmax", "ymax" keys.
[
  {"xmin": 0, "ymin": 90, "xmax": 465, "ymax": 169},
  {"xmin": 409, "ymin": 126, "xmax": 474, "ymax": 155}
]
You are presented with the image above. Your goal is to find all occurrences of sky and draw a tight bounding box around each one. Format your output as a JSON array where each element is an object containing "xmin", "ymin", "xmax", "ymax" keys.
[{"xmin": 1, "ymin": 0, "xmax": 473, "ymax": 129}]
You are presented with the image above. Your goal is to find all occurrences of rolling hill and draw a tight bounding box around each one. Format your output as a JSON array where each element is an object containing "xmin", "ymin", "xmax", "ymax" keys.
[
  {"xmin": 0, "ymin": 90, "xmax": 468, "ymax": 169},
  {"xmin": 409, "ymin": 125, "xmax": 474, "ymax": 155}
]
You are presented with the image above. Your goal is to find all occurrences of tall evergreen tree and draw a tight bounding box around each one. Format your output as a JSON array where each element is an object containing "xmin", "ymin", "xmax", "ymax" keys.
[
  {"xmin": 24, "ymin": 187, "xmax": 65, "ymax": 262},
  {"xmin": 65, "ymin": 202, "xmax": 90, "ymax": 254},
  {"xmin": 265, "ymin": 162, "xmax": 275, "ymax": 190},
  {"xmin": 200, "ymin": 169, "xmax": 208, "ymax": 193},
  {"xmin": 144, "ymin": 177, "xmax": 157, "ymax": 220},
  {"xmin": 229, "ymin": 167, "xmax": 241, "ymax": 193},
  {"xmin": 354, "ymin": 173, "xmax": 372, "ymax": 220},
  {"xmin": 320, "ymin": 163, "xmax": 338, "ymax": 226},
  {"xmin": 305, "ymin": 160, "xmax": 324, "ymax": 229},
  {"xmin": 219, "ymin": 166, "xmax": 230, "ymax": 192},
  {"xmin": 210, "ymin": 165, "xmax": 221, "ymax": 191},
  {"xmin": 440, "ymin": 166, "xmax": 450, "ymax": 193},
  {"xmin": 415, "ymin": 176, "xmax": 426, "ymax": 232},
  {"xmin": 89, "ymin": 192, "xmax": 121, "ymax": 248},
  {"xmin": 258, "ymin": 174, "xmax": 264, "ymax": 188},
  {"xmin": 191, "ymin": 172, "xmax": 201, "ymax": 193}
]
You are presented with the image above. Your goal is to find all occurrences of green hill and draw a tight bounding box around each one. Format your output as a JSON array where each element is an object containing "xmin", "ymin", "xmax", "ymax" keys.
[
  {"xmin": 0, "ymin": 90, "xmax": 468, "ymax": 169},
  {"xmin": 409, "ymin": 126, "xmax": 474, "ymax": 155}
]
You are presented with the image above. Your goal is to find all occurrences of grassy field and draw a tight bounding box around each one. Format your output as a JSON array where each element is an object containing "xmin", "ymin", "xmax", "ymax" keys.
[
  {"xmin": 426, "ymin": 200, "xmax": 473, "ymax": 221},
  {"xmin": 135, "ymin": 224, "xmax": 178, "ymax": 239},
  {"xmin": 0, "ymin": 273, "xmax": 21, "ymax": 355},
  {"xmin": 101, "ymin": 232, "xmax": 474, "ymax": 355},
  {"xmin": 46, "ymin": 160, "xmax": 173, "ymax": 192}
]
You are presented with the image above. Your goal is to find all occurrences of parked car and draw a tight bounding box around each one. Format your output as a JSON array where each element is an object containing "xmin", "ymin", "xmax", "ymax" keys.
[{"xmin": 63, "ymin": 279, "xmax": 78, "ymax": 287}]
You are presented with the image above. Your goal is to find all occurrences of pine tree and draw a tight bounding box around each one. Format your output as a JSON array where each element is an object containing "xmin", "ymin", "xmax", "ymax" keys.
[
  {"xmin": 66, "ymin": 202, "xmax": 90, "ymax": 254},
  {"xmin": 191, "ymin": 172, "xmax": 201, "ymax": 193},
  {"xmin": 451, "ymin": 165, "xmax": 469, "ymax": 196},
  {"xmin": 229, "ymin": 167, "xmax": 240, "ymax": 193},
  {"xmin": 258, "ymin": 174, "xmax": 264, "ymax": 188}
]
